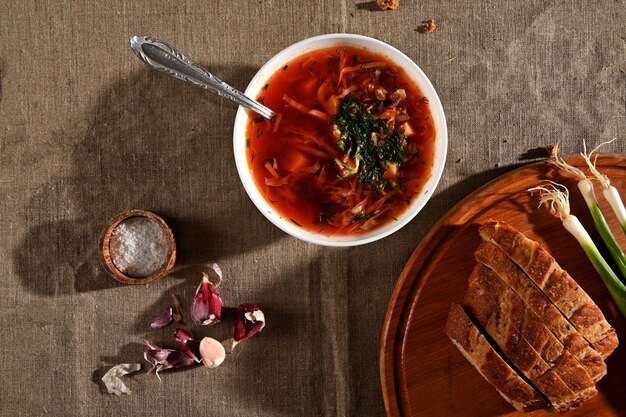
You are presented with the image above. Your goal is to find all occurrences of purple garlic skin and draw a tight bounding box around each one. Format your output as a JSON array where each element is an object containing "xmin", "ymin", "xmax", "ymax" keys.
[
  {"xmin": 150, "ymin": 306, "xmax": 173, "ymax": 329},
  {"xmin": 190, "ymin": 273, "xmax": 223, "ymax": 325},
  {"xmin": 174, "ymin": 328, "xmax": 201, "ymax": 363},
  {"xmin": 233, "ymin": 303, "xmax": 265, "ymax": 344},
  {"xmin": 143, "ymin": 340, "xmax": 194, "ymax": 377}
]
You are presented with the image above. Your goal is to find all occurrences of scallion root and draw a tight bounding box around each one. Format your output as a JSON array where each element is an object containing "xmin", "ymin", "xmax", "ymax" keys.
[
  {"xmin": 581, "ymin": 138, "xmax": 626, "ymax": 235},
  {"xmin": 529, "ymin": 181, "xmax": 571, "ymax": 220}
]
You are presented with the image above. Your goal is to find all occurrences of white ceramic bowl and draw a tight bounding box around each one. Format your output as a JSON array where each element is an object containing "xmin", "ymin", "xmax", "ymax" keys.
[{"xmin": 233, "ymin": 34, "xmax": 447, "ymax": 247}]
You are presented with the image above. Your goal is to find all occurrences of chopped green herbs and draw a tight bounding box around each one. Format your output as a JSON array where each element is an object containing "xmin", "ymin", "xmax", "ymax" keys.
[
  {"xmin": 253, "ymin": 117, "xmax": 264, "ymax": 123},
  {"xmin": 282, "ymin": 65, "xmax": 288, "ymax": 71},
  {"xmin": 332, "ymin": 98, "xmax": 406, "ymax": 189},
  {"xmin": 352, "ymin": 212, "xmax": 372, "ymax": 223},
  {"xmin": 263, "ymin": 83, "xmax": 269, "ymax": 90},
  {"xmin": 290, "ymin": 219, "xmax": 302, "ymax": 227}
]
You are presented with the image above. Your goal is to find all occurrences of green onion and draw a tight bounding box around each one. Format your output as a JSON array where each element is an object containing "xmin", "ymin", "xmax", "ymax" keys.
[
  {"xmin": 530, "ymin": 182, "xmax": 626, "ymax": 318},
  {"xmin": 551, "ymin": 151, "xmax": 626, "ymax": 282},
  {"xmin": 582, "ymin": 139, "xmax": 626, "ymax": 236}
]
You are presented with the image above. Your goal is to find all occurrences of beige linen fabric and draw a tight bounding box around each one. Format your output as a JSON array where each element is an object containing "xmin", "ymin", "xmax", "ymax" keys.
[{"xmin": 0, "ymin": 1, "xmax": 624, "ymax": 416}]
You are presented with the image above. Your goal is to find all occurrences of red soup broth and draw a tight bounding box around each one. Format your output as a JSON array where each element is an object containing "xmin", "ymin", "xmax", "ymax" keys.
[{"xmin": 246, "ymin": 46, "xmax": 436, "ymax": 236}]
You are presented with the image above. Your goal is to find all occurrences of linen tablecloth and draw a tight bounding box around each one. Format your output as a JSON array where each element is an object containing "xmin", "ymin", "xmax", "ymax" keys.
[{"xmin": 1, "ymin": 1, "xmax": 624, "ymax": 416}]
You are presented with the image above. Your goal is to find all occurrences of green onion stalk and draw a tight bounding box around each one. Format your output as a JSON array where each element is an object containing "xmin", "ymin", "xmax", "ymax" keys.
[
  {"xmin": 530, "ymin": 182, "xmax": 626, "ymax": 318},
  {"xmin": 581, "ymin": 139, "xmax": 626, "ymax": 237},
  {"xmin": 550, "ymin": 145, "xmax": 626, "ymax": 283}
]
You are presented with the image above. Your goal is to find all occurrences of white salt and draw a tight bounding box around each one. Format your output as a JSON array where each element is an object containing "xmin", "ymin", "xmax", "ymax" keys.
[{"xmin": 109, "ymin": 216, "xmax": 169, "ymax": 278}]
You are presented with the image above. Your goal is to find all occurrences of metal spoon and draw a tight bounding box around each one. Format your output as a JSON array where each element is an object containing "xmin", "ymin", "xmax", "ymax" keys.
[{"xmin": 129, "ymin": 36, "xmax": 275, "ymax": 120}]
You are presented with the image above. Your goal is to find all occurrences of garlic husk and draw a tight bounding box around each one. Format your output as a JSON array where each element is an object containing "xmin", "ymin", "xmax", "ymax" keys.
[
  {"xmin": 102, "ymin": 363, "xmax": 141, "ymax": 395},
  {"xmin": 190, "ymin": 272, "xmax": 223, "ymax": 325},
  {"xmin": 150, "ymin": 306, "xmax": 173, "ymax": 329},
  {"xmin": 171, "ymin": 294, "xmax": 185, "ymax": 324},
  {"xmin": 174, "ymin": 328, "xmax": 201, "ymax": 363},
  {"xmin": 199, "ymin": 337, "xmax": 226, "ymax": 368},
  {"xmin": 232, "ymin": 303, "xmax": 265, "ymax": 348},
  {"xmin": 143, "ymin": 340, "xmax": 194, "ymax": 378}
]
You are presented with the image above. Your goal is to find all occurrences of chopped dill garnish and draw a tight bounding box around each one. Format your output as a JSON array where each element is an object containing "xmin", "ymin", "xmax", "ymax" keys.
[
  {"xmin": 290, "ymin": 219, "xmax": 302, "ymax": 227},
  {"xmin": 352, "ymin": 212, "xmax": 372, "ymax": 223},
  {"xmin": 253, "ymin": 117, "xmax": 264, "ymax": 123},
  {"xmin": 246, "ymin": 139, "xmax": 250, "ymax": 147},
  {"xmin": 263, "ymin": 83, "xmax": 269, "ymax": 90},
  {"xmin": 258, "ymin": 97, "xmax": 265, "ymax": 105},
  {"xmin": 419, "ymin": 96, "xmax": 429, "ymax": 103},
  {"xmin": 332, "ymin": 97, "xmax": 406, "ymax": 190},
  {"xmin": 307, "ymin": 61, "xmax": 317, "ymax": 73},
  {"xmin": 282, "ymin": 65, "xmax": 288, "ymax": 70}
]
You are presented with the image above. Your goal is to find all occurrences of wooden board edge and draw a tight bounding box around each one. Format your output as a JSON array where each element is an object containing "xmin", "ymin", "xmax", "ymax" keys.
[{"xmin": 380, "ymin": 154, "xmax": 626, "ymax": 417}]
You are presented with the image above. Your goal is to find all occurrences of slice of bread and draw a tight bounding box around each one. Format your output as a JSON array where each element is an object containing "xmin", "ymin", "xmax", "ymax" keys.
[
  {"xmin": 475, "ymin": 241, "xmax": 607, "ymax": 382},
  {"xmin": 445, "ymin": 303, "xmax": 549, "ymax": 412},
  {"xmin": 479, "ymin": 220, "xmax": 619, "ymax": 358},
  {"xmin": 463, "ymin": 264, "xmax": 597, "ymax": 410}
]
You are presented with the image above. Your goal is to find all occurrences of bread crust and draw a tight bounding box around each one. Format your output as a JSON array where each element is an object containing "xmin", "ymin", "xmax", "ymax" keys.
[
  {"xmin": 475, "ymin": 241, "xmax": 607, "ymax": 383},
  {"xmin": 479, "ymin": 220, "xmax": 619, "ymax": 358},
  {"xmin": 445, "ymin": 303, "xmax": 549, "ymax": 412},
  {"xmin": 464, "ymin": 264, "xmax": 597, "ymax": 410}
]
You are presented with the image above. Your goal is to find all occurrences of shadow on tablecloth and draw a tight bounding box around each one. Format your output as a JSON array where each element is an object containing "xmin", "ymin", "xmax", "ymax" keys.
[{"xmin": 13, "ymin": 64, "xmax": 282, "ymax": 297}]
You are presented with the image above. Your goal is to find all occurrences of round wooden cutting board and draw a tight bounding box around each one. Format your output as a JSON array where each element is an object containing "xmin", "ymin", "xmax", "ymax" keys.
[{"xmin": 380, "ymin": 155, "xmax": 626, "ymax": 417}]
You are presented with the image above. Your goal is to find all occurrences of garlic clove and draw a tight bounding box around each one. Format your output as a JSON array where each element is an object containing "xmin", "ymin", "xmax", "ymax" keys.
[
  {"xmin": 174, "ymin": 328, "xmax": 201, "ymax": 363},
  {"xmin": 232, "ymin": 303, "xmax": 266, "ymax": 348},
  {"xmin": 199, "ymin": 337, "xmax": 226, "ymax": 368},
  {"xmin": 150, "ymin": 306, "xmax": 174, "ymax": 329},
  {"xmin": 190, "ymin": 272, "xmax": 223, "ymax": 325}
]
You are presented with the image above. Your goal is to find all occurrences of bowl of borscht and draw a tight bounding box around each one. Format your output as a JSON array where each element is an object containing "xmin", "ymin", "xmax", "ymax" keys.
[{"xmin": 233, "ymin": 34, "xmax": 447, "ymax": 246}]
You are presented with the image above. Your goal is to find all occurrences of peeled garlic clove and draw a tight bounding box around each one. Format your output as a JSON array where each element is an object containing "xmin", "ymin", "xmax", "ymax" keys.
[
  {"xmin": 174, "ymin": 328, "xmax": 201, "ymax": 363},
  {"xmin": 232, "ymin": 303, "xmax": 265, "ymax": 348},
  {"xmin": 150, "ymin": 306, "xmax": 174, "ymax": 329},
  {"xmin": 199, "ymin": 337, "xmax": 226, "ymax": 368},
  {"xmin": 190, "ymin": 272, "xmax": 223, "ymax": 325}
]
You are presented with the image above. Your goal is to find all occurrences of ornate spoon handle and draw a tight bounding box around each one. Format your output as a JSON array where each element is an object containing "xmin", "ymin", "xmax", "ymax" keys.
[{"xmin": 129, "ymin": 36, "xmax": 275, "ymax": 120}]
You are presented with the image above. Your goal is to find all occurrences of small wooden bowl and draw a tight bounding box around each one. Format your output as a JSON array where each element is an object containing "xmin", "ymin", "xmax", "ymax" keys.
[{"xmin": 98, "ymin": 209, "xmax": 177, "ymax": 285}]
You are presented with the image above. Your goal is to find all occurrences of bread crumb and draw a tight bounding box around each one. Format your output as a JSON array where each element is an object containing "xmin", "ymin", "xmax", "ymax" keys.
[
  {"xmin": 417, "ymin": 19, "xmax": 437, "ymax": 33},
  {"xmin": 502, "ymin": 139, "xmax": 509, "ymax": 143},
  {"xmin": 455, "ymin": 158, "xmax": 464, "ymax": 164},
  {"xmin": 544, "ymin": 144, "xmax": 558, "ymax": 158},
  {"xmin": 376, "ymin": 0, "xmax": 399, "ymax": 10},
  {"xmin": 424, "ymin": 19, "xmax": 437, "ymax": 33},
  {"xmin": 494, "ymin": 163, "xmax": 500, "ymax": 168}
]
